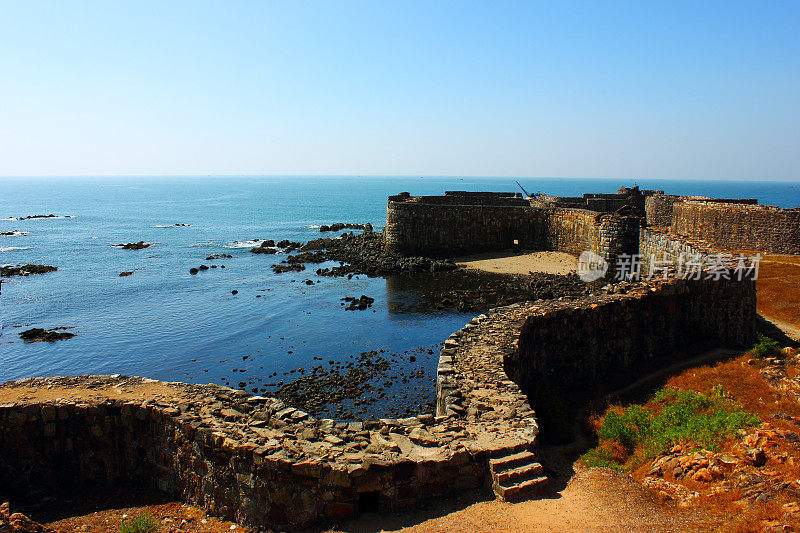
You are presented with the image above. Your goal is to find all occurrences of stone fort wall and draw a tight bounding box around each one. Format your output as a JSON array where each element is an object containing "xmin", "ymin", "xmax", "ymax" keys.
[
  {"xmin": 0, "ymin": 375, "xmax": 537, "ymax": 530},
  {"xmin": 506, "ymin": 275, "xmax": 756, "ymax": 396},
  {"xmin": 384, "ymin": 197, "xmax": 640, "ymax": 269},
  {"xmin": 672, "ymin": 201, "xmax": 800, "ymax": 254}
]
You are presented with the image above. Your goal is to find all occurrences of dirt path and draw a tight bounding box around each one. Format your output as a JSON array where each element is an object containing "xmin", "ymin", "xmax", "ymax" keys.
[{"xmin": 332, "ymin": 468, "xmax": 715, "ymax": 533}]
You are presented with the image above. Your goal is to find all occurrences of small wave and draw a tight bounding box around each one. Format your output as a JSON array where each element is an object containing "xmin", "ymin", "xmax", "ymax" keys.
[
  {"xmin": 188, "ymin": 241, "xmax": 214, "ymax": 248},
  {"xmin": 1, "ymin": 217, "xmax": 18, "ymax": 221},
  {"xmin": 0, "ymin": 231, "xmax": 27, "ymax": 236},
  {"xmin": 153, "ymin": 224, "xmax": 192, "ymax": 228},
  {"xmin": 305, "ymin": 225, "xmax": 321, "ymax": 229},
  {"xmin": 222, "ymin": 240, "xmax": 263, "ymax": 249},
  {"xmin": 0, "ymin": 246, "xmax": 29, "ymax": 252}
]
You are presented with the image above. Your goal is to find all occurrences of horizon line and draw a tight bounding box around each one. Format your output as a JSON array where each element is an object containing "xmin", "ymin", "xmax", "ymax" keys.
[{"xmin": 1, "ymin": 173, "xmax": 799, "ymax": 183}]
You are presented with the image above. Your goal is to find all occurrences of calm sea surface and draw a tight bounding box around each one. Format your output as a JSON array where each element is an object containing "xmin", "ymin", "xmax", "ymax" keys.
[{"xmin": 2, "ymin": 176, "xmax": 799, "ymax": 417}]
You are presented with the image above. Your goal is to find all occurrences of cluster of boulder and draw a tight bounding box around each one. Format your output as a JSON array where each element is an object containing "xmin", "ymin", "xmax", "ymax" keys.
[
  {"xmin": 189, "ymin": 264, "xmax": 225, "ymax": 275},
  {"xmin": 18, "ymin": 328, "xmax": 75, "ymax": 343},
  {"xmin": 0, "ymin": 265, "xmax": 57, "ymax": 277},
  {"xmin": 286, "ymin": 231, "xmax": 457, "ymax": 277},
  {"xmin": 340, "ymin": 295, "xmax": 374, "ymax": 311},
  {"xmin": 319, "ymin": 223, "xmax": 372, "ymax": 233},
  {"xmin": 16, "ymin": 214, "xmax": 68, "ymax": 221},
  {"xmin": 114, "ymin": 242, "xmax": 152, "ymax": 250},
  {"xmin": 250, "ymin": 240, "xmax": 303, "ymax": 255}
]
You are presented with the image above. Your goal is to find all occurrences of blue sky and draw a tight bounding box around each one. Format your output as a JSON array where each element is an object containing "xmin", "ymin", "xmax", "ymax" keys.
[{"xmin": 1, "ymin": 1, "xmax": 798, "ymax": 180}]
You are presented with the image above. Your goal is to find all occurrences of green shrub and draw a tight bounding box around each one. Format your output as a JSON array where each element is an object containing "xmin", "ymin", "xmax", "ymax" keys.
[
  {"xmin": 580, "ymin": 386, "xmax": 759, "ymax": 470},
  {"xmin": 751, "ymin": 334, "xmax": 782, "ymax": 359},
  {"xmin": 119, "ymin": 512, "xmax": 159, "ymax": 533},
  {"xmin": 578, "ymin": 447, "xmax": 624, "ymax": 470}
]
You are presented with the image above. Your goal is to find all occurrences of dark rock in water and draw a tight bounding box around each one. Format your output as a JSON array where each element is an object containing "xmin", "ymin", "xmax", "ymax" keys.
[
  {"xmin": 189, "ymin": 267, "xmax": 199, "ymax": 275},
  {"xmin": 231, "ymin": 290, "xmax": 238, "ymax": 295},
  {"xmin": 119, "ymin": 271, "xmax": 134, "ymax": 277},
  {"xmin": 271, "ymin": 263, "xmax": 305, "ymax": 274},
  {"xmin": 199, "ymin": 264, "xmax": 209, "ymax": 270},
  {"xmin": 1, "ymin": 264, "xmax": 57, "ymax": 277},
  {"xmin": 18, "ymin": 214, "xmax": 64, "ymax": 220},
  {"xmin": 299, "ymin": 231, "xmax": 457, "ymax": 277},
  {"xmin": 341, "ymin": 294, "xmax": 375, "ymax": 311},
  {"xmin": 277, "ymin": 239, "xmax": 291, "ymax": 248},
  {"xmin": 261, "ymin": 239, "xmax": 275, "ymax": 247},
  {"xmin": 319, "ymin": 222, "xmax": 369, "ymax": 232},
  {"xmin": 115, "ymin": 241, "xmax": 152, "ymax": 250},
  {"xmin": 250, "ymin": 246, "xmax": 277, "ymax": 254},
  {"xmin": 19, "ymin": 328, "xmax": 75, "ymax": 342},
  {"xmin": 206, "ymin": 253, "xmax": 232, "ymax": 260}
]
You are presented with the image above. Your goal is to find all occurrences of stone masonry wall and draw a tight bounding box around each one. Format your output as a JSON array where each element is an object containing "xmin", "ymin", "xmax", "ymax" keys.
[
  {"xmin": 506, "ymin": 275, "xmax": 756, "ymax": 395},
  {"xmin": 0, "ymin": 373, "xmax": 537, "ymax": 531},
  {"xmin": 645, "ymin": 194, "xmax": 682, "ymax": 227},
  {"xmin": 639, "ymin": 227, "xmax": 717, "ymax": 275},
  {"xmin": 672, "ymin": 201, "xmax": 800, "ymax": 254},
  {"xmin": 384, "ymin": 198, "xmax": 640, "ymax": 269}
]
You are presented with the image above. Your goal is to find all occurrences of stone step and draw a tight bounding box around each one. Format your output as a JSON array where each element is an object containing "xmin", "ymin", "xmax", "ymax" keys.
[
  {"xmin": 493, "ymin": 462, "xmax": 543, "ymax": 485},
  {"xmin": 493, "ymin": 475, "xmax": 548, "ymax": 501},
  {"xmin": 488, "ymin": 450, "xmax": 536, "ymax": 471}
]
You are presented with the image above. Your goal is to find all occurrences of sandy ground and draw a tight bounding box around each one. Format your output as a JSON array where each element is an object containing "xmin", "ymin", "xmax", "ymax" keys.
[
  {"xmin": 331, "ymin": 468, "xmax": 715, "ymax": 533},
  {"xmin": 456, "ymin": 250, "xmax": 577, "ymax": 275},
  {"xmin": 0, "ymin": 380, "xmax": 184, "ymax": 404},
  {"xmin": 755, "ymin": 253, "xmax": 800, "ymax": 341}
]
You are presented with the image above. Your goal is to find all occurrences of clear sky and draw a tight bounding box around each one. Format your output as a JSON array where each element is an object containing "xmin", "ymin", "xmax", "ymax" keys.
[{"xmin": 1, "ymin": 1, "xmax": 798, "ymax": 180}]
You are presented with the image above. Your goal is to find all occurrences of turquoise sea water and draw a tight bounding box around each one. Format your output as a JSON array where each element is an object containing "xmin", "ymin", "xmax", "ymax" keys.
[{"xmin": 1, "ymin": 176, "xmax": 799, "ymax": 417}]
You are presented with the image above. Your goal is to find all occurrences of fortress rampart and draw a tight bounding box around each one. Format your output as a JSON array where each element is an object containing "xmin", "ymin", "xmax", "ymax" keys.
[
  {"xmin": 385, "ymin": 195, "xmax": 640, "ymax": 269},
  {"xmin": 0, "ymin": 184, "xmax": 790, "ymax": 531},
  {"xmin": 672, "ymin": 201, "xmax": 800, "ymax": 254},
  {"xmin": 0, "ymin": 374, "xmax": 537, "ymax": 530},
  {"xmin": 645, "ymin": 194, "xmax": 759, "ymax": 228},
  {"xmin": 506, "ymin": 275, "xmax": 755, "ymax": 397}
]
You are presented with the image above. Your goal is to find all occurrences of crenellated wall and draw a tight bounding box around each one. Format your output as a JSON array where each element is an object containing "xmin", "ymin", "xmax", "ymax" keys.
[{"xmin": 672, "ymin": 201, "xmax": 800, "ymax": 254}]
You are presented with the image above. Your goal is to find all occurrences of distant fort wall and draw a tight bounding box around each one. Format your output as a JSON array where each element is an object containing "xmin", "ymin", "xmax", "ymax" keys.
[
  {"xmin": 385, "ymin": 193, "xmax": 640, "ymax": 269},
  {"xmin": 672, "ymin": 201, "xmax": 800, "ymax": 254},
  {"xmin": 645, "ymin": 194, "xmax": 759, "ymax": 228}
]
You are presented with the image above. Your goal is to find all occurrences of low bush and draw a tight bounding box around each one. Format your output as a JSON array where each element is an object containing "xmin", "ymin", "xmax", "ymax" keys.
[
  {"xmin": 580, "ymin": 386, "xmax": 759, "ymax": 470},
  {"xmin": 119, "ymin": 512, "xmax": 159, "ymax": 533},
  {"xmin": 750, "ymin": 334, "xmax": 782, "ymax": 359}
]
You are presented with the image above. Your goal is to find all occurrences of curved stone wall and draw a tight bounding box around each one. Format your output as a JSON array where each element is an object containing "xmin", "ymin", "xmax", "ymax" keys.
[
  {"xmin": 507, "ymin": 275, "xmax": 756, "ymax": 396},
  {"xmin": 1, "ymin": 362, "xmax": 538, "ymax": 530},
  {"xmin": 672, "ymin": 201, "xmax": 800, "ymax": 254},
  {"xmin": 645, "ymin": 194, "xmax": 681, "ymax": 227},
  {"xmin": 384, "ymin": 198, "xmax": 640, "ymax": 270}
]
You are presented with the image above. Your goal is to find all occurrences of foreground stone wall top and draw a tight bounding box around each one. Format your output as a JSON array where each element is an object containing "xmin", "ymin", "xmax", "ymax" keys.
[{"xmin": 0, "ymin": 332, "xmax": 538, "ymax": 531}]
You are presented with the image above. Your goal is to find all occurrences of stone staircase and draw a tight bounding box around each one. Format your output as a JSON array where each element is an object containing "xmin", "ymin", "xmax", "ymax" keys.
[{"xmin": 489, "ymin": 449, "xmax": 548, "ymax": 501}]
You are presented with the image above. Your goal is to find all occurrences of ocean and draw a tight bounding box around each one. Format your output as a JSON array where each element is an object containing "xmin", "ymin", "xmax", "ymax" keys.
[{"xmin": 2, "ymin": 176, "xmax": 799, "ymax": 418}]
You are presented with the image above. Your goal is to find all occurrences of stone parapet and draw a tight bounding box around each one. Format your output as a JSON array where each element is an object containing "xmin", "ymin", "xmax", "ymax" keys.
[{"xmin": 672, "ymin": 201, "xmax": 800, "ymax": 254}]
